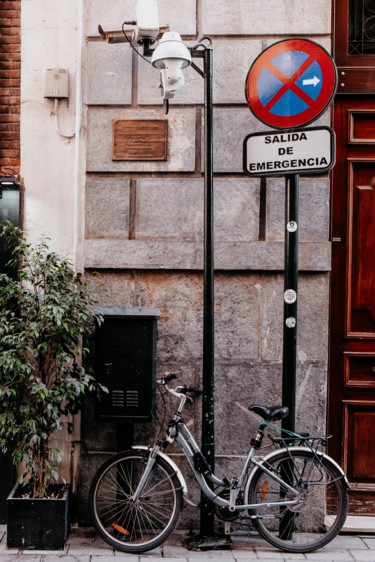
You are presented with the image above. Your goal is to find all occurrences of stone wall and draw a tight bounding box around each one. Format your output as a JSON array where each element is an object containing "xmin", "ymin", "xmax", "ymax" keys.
[{"xmin": 78, "ymin": 0, "xmax": 333, "ymax": 526}]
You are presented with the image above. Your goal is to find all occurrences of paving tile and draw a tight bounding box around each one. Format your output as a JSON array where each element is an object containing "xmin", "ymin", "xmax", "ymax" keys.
[
  {"xmin": 162, "ymin": 545, "xmax": 191, "ymax": 557},
  {"xmin": 185, "ymin": 559, "xmax": 235, "ymax": 562},
  {"xmin": 349, "ymin": 551, "xmax": 375, "ymax": 561},
  {"xmin": 361, "ymin": 536, "xmax": 375, "ymax": 549},
  {"xmin": 321, "ymin": 535, "xmax": 368, "ymax": 549},
  {"xmin": 44, "ymin": 557, "xmax": 90, "ymax": 562},
  {"xmin": 256, "ymin": 549, "xmax": 289, "ymax": 559},
  {"xmin": 96, "ymin": 550, "xmax": 139, "ymax": 562},
  {"xmin": 156, "ymin": 558, "xmax": 188, "ymax": 562},
  {"xmin": 232, "ymin": 552, "xmax": 259, "ymax": 560},
  {"xmin": 180, "ymin": 550, "xmax": 234, "ymax": 559},
  {"xmin": 305, "ymin": 548, "xmax": 355, "ymax": 560},
  {"xmin": 0, "ymin": 546, "xmax": 21, "ymax": 555}
]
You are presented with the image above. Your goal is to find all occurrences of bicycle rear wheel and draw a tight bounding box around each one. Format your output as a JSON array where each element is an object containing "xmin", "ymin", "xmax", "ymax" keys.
[
  {"xmin": 89, "ymin": 451, "xmax": 182, "ymax": 553},
  {"xmin": 246, "ymin": 449, "xmax": 348, "ymax": 553}
]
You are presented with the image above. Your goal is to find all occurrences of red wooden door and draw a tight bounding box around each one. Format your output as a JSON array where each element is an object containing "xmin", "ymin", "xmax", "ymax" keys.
[
  {"xmin": 329, "ymin": 97, "xmax": 375, "ymax": 513},
  {"xmin": 329, "ymin": 0, "xmax": 375, "ymax": 513}
]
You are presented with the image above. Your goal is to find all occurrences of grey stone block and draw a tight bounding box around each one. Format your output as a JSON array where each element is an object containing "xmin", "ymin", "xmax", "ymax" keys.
[
  {"xmin": 86, "ymin": 107, "xmax": 196, "ymax": 172},
  {"xmin": 202, "ymin": 0, "xmax": 331, "ymax": 35},
  {"xmin": 86, "ymin": 0, "xmax": 196, "ymax": 37},
  {"xmin": 135, "ymin": 177, "xmax": 259, "ymax": 242},
  {"xmin": 296, "ymin": 362, "xmax": 327, "ymax": 435},
  {"xmin": 267, "ymin": 176, "xmax": 330, "ymax": 242},
  {"xmin": 214, "ymin": 273, "xmax": 259, "ymax": 361},
  {"xmin": 212, "ymin": 108, "xmax": 268, "ymax": 173},
  {"xmin": 213, "ymin": 40, "xmax": 262, "ymax": 104},
  {"xmin": 85, "ymin": 177, "xmax": 130, "ymax": 238},
  {"xmin": 136, "ymin": 178, "xmax": 204, "ymax": 241},
  {"xmin": 86, "ymin": 42, "xmax": 132, "ymax": 105},
  {"xmin": 84, "ymin": 239, "xmax": 331, "ymax": 271},
  {"xmin": 214, "ymin": 177, "xmax": 260, "ymax": 241}
]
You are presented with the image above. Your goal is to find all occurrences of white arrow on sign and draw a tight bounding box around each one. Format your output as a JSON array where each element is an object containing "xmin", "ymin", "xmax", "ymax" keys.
[{"xmin": 302, "ymin": 76, "xmax": 320, "ymax": 87}]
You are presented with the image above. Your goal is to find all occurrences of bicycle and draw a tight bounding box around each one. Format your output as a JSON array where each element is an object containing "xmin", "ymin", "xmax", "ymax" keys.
[{"xmin": 89, "ymin": 372, "xmax": 349, "ymax": 554}]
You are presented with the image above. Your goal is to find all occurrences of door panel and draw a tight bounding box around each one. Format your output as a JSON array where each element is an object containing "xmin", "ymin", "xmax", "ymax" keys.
[
  {"xmin": 343, "ymin": 402, "xmax": 375, "ymax": 486},
  {"xmin": 348, "ymin": 161, "xmax": 375, "ymax": 336},
  {"xmin": 344, "ymin": 352, "xmax": 375, "ymax": 388},
  {"xmin": 349, "ymin": 110, "xmax": 375, "ymax": 142}
]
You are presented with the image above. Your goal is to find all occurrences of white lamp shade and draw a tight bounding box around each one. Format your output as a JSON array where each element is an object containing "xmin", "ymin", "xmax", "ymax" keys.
[{"xmin": 151, "ymin": 31, "xmax": 191, "ymax": 69}]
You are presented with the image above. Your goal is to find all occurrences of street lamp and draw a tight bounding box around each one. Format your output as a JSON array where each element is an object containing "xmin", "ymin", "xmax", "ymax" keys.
[
  {"xmin": 151, "ymin": 32, "xmax": 216, "ymax": 540},
  {"xmin": 98, "ymin": 14, "xmax": 217, "ymax": 540}
]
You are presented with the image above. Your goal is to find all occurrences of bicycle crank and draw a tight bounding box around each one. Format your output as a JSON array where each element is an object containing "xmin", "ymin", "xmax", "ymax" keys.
[{"xmin": 214, "ymin": 490, "xmax": 241, "ymax": 522}]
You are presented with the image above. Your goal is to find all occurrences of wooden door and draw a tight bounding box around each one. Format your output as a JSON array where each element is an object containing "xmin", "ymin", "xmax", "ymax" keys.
[{"xmin": 329, "ymin": 0, "xmax": 375, "ymax": 514}]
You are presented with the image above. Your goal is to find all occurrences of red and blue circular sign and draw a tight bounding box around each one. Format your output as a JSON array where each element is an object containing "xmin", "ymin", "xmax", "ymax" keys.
[{"xmin": 245, "ymin": 39, "xmax": 337, "ymax": 129}]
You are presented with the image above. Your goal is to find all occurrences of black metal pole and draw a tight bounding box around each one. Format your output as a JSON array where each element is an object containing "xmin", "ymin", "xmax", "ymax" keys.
[
  {"xmin": 200, "ymin": 45, "xmax": 215, "ymax": 538},
  {"xmin": 282, "ymin": 174, "xmax": 299, "ymax": 433}
]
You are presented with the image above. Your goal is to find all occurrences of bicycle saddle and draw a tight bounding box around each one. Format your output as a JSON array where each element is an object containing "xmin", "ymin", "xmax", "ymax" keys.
[{"xmin": 249, "ymin": 404, "xmax": 289, "ymax": 421}]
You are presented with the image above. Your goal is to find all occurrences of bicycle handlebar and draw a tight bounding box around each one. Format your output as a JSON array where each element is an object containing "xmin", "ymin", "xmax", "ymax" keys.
[
  {"xmin": 157, "ymin": 373, "xmax": 202, "ymax": 403},
  {"xmin": 180, "ymin": 386, "xmax": 203, "ymax": 394},
  {"xmin": 159, "ymin": 372, "xmax": 179, "ymax": 384}
]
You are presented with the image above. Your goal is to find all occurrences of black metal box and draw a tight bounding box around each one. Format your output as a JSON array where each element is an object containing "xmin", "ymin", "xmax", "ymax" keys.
[{"xmin": 94, "ymin": 308, "xmax": 159, "ymax": 422}]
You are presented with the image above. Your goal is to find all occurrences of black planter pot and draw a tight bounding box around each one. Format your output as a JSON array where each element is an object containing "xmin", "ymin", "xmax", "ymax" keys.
[{"xmin": 6, "ymin": 483, "xmax": 70, "ymax": 550}]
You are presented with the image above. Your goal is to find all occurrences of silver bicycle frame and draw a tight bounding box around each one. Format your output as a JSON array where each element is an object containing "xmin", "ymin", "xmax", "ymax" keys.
[
  {"xmin": 175, "ymin": 422, "xmax": 300, "ymax": 512},
  {"xmin": 131, "ymin": 382, "xmax": 300, "ymax": 512}
]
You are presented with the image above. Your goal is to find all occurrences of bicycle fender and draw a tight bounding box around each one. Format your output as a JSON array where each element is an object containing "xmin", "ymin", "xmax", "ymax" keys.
[
  {"xmin": 131, "ymin": 446, "xmax": 194, "ymax": 502},
  {"xmin": 245, "ymin": 446, "xmax": 350, "ymax": 491}
]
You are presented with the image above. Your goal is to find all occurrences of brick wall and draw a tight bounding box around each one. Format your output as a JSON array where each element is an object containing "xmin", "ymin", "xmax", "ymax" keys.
[{"xmin": 0, "ymin": 0, "xmax": 21, "ymax": 175}]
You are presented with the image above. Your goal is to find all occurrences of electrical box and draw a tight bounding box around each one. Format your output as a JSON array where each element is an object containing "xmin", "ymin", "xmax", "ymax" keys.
[
  {"xmin": 44, "ymin": 68, "xmax": 69, "ymax": 99},
  {"xmin": 94, "ymin": 308, "xmax": 160, "ymax": 422},
  {"xmin": 0, "ymin": 180, "xmax": 20, "ymax": 279}
]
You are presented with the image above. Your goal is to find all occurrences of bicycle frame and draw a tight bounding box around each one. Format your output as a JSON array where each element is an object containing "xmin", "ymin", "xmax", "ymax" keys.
[{"xmin": 131, "ymin": 411, "xmax": 301, "ymax": 513}]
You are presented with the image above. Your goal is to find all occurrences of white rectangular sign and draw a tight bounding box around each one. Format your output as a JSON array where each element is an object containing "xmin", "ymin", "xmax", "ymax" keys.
[{"xmin": 243, "ymin": 126, "xmax": 335, "ymax": 177}]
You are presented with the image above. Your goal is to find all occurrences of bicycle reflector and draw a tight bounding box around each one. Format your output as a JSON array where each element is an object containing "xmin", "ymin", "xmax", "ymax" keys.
[
  {"xmin": 112, "ymin": 523, "xmax": 130, "ymax": 535},
  {"xmin": 260, "ymin": 481, "xmax": 269, "ymax": 500}
]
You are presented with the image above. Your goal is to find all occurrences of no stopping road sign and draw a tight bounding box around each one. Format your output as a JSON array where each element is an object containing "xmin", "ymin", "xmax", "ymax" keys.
[{"xmin": 245, "ymin": 39, "xmax": 337, "ymax": 129}]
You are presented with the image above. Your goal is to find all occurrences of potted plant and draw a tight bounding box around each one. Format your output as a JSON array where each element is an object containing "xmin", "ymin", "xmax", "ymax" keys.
[{"xmin": 0, "ymin": 221, "xmax": 106, "ymax": 550}]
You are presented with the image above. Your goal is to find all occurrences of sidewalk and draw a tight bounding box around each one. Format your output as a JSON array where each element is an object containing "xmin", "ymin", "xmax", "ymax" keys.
[{"xmin": 1, "ymin": 526, "xmax": 375, "ymax": 562}]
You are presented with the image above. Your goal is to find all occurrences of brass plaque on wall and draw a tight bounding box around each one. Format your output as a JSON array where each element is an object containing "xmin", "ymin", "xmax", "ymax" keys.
[{"xmin": 112, "ymin": 120, "xmax": 168, "ymax": 161}]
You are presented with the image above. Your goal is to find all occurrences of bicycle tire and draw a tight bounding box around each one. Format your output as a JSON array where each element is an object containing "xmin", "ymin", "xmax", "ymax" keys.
[
  {"xmin": 246, "ymin": 449, "xmax": 348, "ymax": 553},
  {"xmin": 89, "ymin": 450, "xmax": 183, "ymax": 553}
]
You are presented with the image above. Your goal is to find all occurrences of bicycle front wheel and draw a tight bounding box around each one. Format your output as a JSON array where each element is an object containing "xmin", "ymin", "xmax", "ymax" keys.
[
  {"xmin": 89, "ymin": 451, "xmax": 183, "ymax": 553},
  {"xmin": 246, "ymin": 449, "xmax": 348, "ymax": 553}
]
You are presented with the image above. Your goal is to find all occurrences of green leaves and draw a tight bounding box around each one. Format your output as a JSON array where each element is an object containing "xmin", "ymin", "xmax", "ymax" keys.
[{"xmin": 0, "ymin": 221, "xmax": 105, "ymax": 497}]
